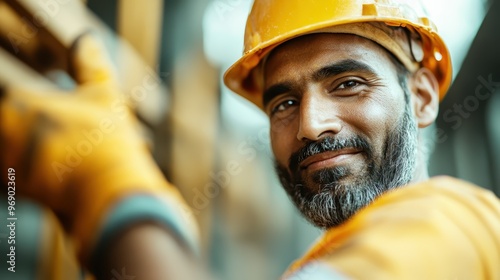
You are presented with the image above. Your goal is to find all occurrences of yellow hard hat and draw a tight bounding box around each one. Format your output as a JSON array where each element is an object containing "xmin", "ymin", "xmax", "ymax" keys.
[{"xmin": 223, "ymin": 0, "xmax": 452, "ymax": 110}]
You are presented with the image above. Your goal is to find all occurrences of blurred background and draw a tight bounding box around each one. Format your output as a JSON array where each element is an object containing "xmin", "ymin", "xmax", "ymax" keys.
[{"xmin": 2, "ymin": 0, "xmax": 499, "ymax": 279}]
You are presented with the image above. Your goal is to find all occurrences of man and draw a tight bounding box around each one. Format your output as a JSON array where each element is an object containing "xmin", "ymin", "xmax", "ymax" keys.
[
  {"xmin": 1, "ymin": 0, "xmax": 499, "ymax": 279},
  {"xmin": 225, "ymin": 0, "xmax": 447, "ymax": 231},
  {"xmin": 224, "ymin": 0, "xmax": 500, "ymax": 278}
]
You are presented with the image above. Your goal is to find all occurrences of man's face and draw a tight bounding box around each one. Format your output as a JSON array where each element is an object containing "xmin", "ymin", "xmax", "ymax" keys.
[{"xmin": 263, "ymin": 33, "xmax": 419, "ymax": 228}]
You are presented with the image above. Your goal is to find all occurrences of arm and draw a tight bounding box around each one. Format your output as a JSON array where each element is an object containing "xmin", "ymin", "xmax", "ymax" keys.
[
  {"xmin": 0, "ymin": 34, "xmax": 207, "ymax": 279},
  {"xmin": 101, "ymin": 223, "xmax": 208, "ymax": 280}
]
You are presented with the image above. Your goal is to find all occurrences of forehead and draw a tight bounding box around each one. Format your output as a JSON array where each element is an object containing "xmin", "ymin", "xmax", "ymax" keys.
[{"xmin": 263, "ymin": 33, "xmax": 397, "ymax": 84}]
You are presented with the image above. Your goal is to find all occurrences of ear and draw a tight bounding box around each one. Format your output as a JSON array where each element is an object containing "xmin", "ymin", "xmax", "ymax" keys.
[{"xmin": 409, "ymin": 67, "xmax": 440, "ymax": 128}]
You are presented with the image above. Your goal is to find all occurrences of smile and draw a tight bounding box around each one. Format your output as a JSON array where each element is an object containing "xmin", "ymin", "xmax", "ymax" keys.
[{"xmin": 299, "ymin": 149, "xmax": 362, "ymax": 173}]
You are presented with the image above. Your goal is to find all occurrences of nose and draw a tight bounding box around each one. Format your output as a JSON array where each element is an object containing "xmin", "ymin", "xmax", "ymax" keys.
[{"xmin": 296, "ymin": 92, "xmax": 342, "ymax": 141}]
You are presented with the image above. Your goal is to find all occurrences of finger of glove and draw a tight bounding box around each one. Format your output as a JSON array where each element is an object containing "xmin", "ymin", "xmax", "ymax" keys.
[
  {"xmin": 70, "ymin": 34, "xmax": 118, "ymax": 86},
  {"xmin": 0, "ymin": 89, "xmax": 40, "ymax": 181}
]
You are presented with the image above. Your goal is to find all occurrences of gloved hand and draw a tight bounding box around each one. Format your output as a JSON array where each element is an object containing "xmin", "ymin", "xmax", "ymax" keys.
[{"xmin": 0, "ymin": 34, "xmax": 198, "ymax": 268}]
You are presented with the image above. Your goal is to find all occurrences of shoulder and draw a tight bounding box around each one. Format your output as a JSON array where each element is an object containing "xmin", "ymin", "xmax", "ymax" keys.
[{"xmin": 285, "ymin": 176, "xmax": 500, "ymax": 278}]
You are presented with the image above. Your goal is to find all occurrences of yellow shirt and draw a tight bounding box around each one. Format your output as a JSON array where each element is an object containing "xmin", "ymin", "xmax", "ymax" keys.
[{"xmin": 285, "ymin": 177, "xmax": 500, "ymax": 280}]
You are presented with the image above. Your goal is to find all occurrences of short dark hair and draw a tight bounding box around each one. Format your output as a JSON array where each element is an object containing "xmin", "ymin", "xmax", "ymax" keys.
[
  {"xmin": 387, "ymin": 50, "xmax": 412, "ymax": 103},
  {"xmin": 387, "ymin": 51, "xmax": 438, "ymax": 163}
]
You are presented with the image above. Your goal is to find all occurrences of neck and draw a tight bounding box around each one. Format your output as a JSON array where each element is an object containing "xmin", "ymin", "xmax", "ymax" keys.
[
  {"xmin": 411, "ymin": 131, "xmax": 433, "ymax": 184},
  {"xmin": 412, "ymin": 165, "xmax": 429, "ymax": 183},
  {"xmin": 411, "ymin": 151, "xmax": 430, "ymax": 183}
]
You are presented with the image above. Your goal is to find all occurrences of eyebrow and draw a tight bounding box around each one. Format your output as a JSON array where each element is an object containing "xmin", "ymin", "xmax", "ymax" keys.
[
  {"xmin": 263, "ymin": 82, "xmax": 293, "ymax": 109},
  {"xmin": 262, "ymin": 59, "xmax": 377, "ymax": 108},
  {"xmin": 312, "ymin": 59, "xmax": 377, "ymax": 82}
]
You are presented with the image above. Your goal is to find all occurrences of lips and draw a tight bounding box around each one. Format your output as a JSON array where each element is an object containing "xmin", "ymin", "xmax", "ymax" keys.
[{"xmin": 299, "ymin": 148, "xmax": 362, "ymax": 171}]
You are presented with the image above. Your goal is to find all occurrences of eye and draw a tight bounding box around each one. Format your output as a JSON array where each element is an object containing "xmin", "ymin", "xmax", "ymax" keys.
[
  {"xmin": 270, "ymin": 99, "xmax": 298, "ymax": 116},
  {"xmin": 336, "ymin": 80, "xmax": 361, "ymax": 90},
  {"xmin": 329, "ymin": 78, "xmax": 368, "ymax": 96}
]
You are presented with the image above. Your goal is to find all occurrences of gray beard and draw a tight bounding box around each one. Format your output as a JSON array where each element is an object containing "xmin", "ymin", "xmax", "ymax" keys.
[{"xmin": 275, "ymin": 101, "xmax": 418, "ymax": 229}]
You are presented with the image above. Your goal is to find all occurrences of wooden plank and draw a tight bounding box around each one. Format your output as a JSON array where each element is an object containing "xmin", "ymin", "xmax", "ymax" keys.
[
  {"xmin": 117, "ymin": 0, "xmax": 164, "ymax": 69},
  {"xmin": 0, "ymin": 47, "xmax": 56, "ymax": 90},
  {"xmin": 169, "ymin": 47, "xmax": 219, "ymax": 249}
]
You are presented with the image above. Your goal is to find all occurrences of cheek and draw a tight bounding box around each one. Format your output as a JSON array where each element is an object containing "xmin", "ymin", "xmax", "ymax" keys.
[
  {"xmin": 270, "ymin": 120, "xmax": 299, "ymax": 167},
  {"xmin": 349, "ymin": 94, "xmax": 404, "ymax": 146}
]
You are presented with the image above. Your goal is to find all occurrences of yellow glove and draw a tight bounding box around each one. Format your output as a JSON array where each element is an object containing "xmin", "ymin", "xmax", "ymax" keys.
[
  {"xmin": 0, "ymin": 35, "xmax": 198, "ymax": 269},
  {"xmin": 286, "ymin": 177, "xmax": 500, "ymax": 280}
]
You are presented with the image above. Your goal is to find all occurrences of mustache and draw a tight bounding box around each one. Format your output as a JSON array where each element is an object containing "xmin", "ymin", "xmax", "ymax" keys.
[{"xmin": 289, "ymin": 136, "xmax": 372, "ymax": 172}]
